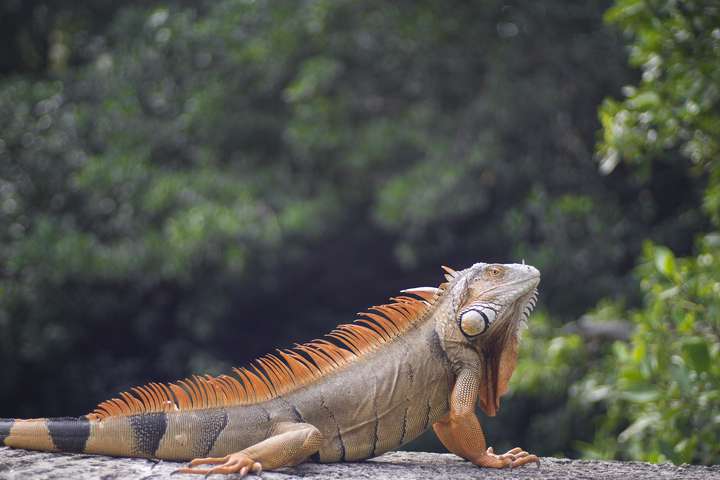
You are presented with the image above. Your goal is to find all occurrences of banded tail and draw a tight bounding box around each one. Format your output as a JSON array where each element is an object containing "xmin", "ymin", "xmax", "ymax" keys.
[
  {"xmin": 0, "ymin": 415, "xmax": 161, "ymax": 458},
  {"xmin": 1, "ymin": 417, "xmax": 92, "ymax": 454}
]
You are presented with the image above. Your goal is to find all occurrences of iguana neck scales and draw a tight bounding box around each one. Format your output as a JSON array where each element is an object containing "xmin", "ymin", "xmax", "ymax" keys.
[{"xmin": 1, "ymin": 262, "xmax": 541, "ymax": 475}]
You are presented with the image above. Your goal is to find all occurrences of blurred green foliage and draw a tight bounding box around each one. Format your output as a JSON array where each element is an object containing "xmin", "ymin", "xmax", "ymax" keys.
[
  {"xmin": 578, "ymin": 241, "xmax": 720, "ymax": 464},
  {"xmin": 0, "ymin": 0, "xmax": 716, "ymax": 463},
  {"xmin": 598, "ymin": 0, "xmax": 720, "ymax": 181},
  {"xmin": 588, "ymin": 0, "xmax": 720, "ymax": 464},
  {"xmin": 512, "ymin": 0, "xmax": 720, "ymax": 464}
]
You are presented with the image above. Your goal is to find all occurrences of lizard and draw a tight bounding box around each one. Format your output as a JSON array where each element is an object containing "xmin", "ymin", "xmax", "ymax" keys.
[{"xmin": 0, "ymin": 261, "xmax": 541, "ymax": 475}]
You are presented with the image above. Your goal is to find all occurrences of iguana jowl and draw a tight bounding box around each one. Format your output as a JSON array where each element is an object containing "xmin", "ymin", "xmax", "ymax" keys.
[{"xmin": 0, "ymin": 262, "xmax": 541, "ymax": 475}]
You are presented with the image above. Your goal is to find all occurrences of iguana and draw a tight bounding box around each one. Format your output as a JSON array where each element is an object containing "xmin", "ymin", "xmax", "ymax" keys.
[{"xmin": 0, "ymin": 262, "xmax": 541, "ymax": 475}]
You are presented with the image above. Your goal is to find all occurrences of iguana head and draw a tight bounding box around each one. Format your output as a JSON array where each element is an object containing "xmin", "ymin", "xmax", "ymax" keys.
[{"xmin": 436, "ymin": 262, "xmax": 540, "ymax": 416}]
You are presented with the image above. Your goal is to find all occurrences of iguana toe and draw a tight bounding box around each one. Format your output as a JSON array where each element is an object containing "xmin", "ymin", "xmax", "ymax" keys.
[
  {"xmin": 174, "ymin": 452, "xmax": 261, "ymax": 476},
  {"xmin": 474, "ymin": 446, "xmax": 539, "ymax": 469},
  {"xmin": 500, "ymin": 447, "xmax": 540, "ymax": 468}
]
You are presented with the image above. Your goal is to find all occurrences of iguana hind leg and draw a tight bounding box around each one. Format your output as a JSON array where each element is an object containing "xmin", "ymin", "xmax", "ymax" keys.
[{"xmin": 176, "ymin": 422, "xmax": 322, "ymax": 476}]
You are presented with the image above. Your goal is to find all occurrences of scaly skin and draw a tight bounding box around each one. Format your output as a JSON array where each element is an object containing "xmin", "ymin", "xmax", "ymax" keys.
[{"xmin": 0, "ymin": 262, "xmax": 540, "ymax": 474}]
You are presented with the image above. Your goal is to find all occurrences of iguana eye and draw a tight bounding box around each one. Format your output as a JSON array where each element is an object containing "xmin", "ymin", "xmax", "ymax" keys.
[
  {"xmin": 485, "ymin": 266, "xmax": 505, "ymax": 278},
  {"xmin": 458, "ymin": 307, "xmax": 496, "ymax": 337}
]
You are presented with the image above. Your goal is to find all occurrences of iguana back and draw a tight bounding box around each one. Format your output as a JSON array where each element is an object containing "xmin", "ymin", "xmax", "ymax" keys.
[{"xmin": 1, "ymin": 284, "xmax": 449, "ymax": 461}]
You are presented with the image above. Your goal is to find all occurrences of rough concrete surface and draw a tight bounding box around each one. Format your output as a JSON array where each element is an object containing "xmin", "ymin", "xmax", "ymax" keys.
[{"xmin": 1, "ymin": 447, "xmax": 719, "ymax": 480}]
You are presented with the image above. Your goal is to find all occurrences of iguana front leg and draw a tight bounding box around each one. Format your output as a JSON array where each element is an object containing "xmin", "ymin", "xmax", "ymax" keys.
[
  {"xmin": 176, "ymin": 422, "xmax": 322, "ymax": 476},
  {"xmin": 432, "ymin": 368, "xmax": 538, "ymax": 468}
]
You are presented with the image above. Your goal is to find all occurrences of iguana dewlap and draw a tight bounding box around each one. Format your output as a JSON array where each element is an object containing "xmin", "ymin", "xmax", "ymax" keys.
[{"xmin": 1, "ymin": 262, "xmax": 541, "ymax": 475}]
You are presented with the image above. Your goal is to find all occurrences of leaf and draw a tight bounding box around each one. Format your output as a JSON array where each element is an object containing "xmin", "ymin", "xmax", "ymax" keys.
[
  {"xmin": 618, "ymin": 413, "xmax": 660, "ymax": 442},
  {"xmin": 654, "ymin": 247, "xmax": 676, "ymax": 278},
  {"xmin": 630, "ymin": 91, "xmax": 660, "ymax": 109},
  {"xmin": 670, "ymin": 355, "xmax": 690, "ymax": 391},
  {"xmin": 681, "ymin": 338, "xmax": 711, "ymax": 373},
  {"xmin": 619, "ymin": 387, "xmax": 659, "ymax": 402}
]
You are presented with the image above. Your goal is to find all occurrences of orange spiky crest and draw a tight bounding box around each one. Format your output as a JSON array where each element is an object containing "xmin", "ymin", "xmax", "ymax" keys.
[{"xmin": 87, "ymin": 277, "xmax": 447, "ymax": 421}]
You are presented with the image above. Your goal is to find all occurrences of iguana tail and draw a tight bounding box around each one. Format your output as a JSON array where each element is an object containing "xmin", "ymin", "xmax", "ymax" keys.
[
  {"xmin": 0, "ymin": 415, "xmax": 147, "ymax": 458},
  {"xmin": 1, "ymin": 417, "xmax": 93, "ymax": 454}
]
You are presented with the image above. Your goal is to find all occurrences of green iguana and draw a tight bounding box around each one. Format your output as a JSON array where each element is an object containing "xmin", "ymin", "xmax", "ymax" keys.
[{"xmin": 0, "ymin": 262, "xmax": 541, "ymax": 475}]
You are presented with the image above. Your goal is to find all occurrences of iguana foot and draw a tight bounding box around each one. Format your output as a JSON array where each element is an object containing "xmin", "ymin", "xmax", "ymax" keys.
[
  {"xmin": 174, "ymin": 453, "xmax": 262, "ymax": 476},
  {"xmin": 475, "ymin": 447, "xmax": 540, "ymax": 468},
  {"xmin": 502, "ymin": 446, "xmax": 540, "ymax": 467}
]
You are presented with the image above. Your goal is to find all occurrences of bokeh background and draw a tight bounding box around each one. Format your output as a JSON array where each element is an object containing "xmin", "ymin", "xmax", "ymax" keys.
[{"xmin": 1, "ymin": 0, "xmax": 719, "ymax": 465}]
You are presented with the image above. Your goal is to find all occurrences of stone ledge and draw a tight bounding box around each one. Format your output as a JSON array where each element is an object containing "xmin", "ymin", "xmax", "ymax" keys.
[{"xmin": 1, "ymin": 447, "xmax": 718, "ymax": 479}]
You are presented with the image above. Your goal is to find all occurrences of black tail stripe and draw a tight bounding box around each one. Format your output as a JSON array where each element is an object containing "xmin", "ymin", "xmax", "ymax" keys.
[
  {"xmin": 47, "ymin": 417, "xmax": 90, "ymax": 453},
  {"xmin": 0, "ymin": 418, "xmax": 15, "ymax": 446},
  {"xmin": 129, "ymin": 412, "xmax": 167, "ymax": 457}
]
